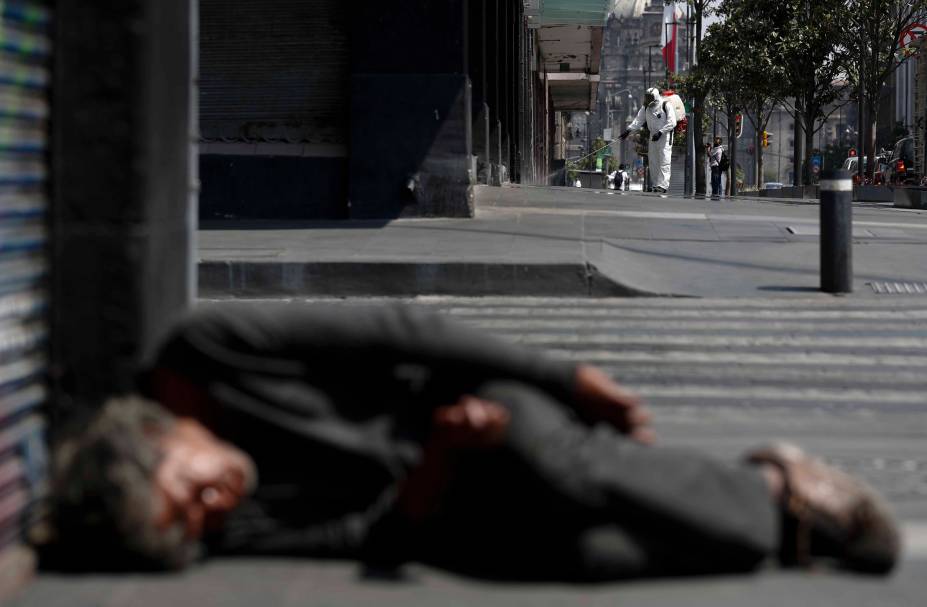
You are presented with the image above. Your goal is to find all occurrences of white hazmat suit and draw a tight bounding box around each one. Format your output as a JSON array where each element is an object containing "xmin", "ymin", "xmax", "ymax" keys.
[{"xmin": 625, "ymin": 87, "xmax": 676, "ymax": 191}]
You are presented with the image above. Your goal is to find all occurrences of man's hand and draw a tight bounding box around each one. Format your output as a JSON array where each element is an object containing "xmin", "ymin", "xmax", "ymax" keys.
[
  {"xmin": 651, "ymin": 132, "xmax": 662, "ymax": 142},
  {"xmin": 432, "ymin": 396, "xmax": 510, "ymax": 450},
  {"xmin": 573, "ymin": 365, "xmax": 655, "ymax": 444},
  {"xmin": 619, "ymin": 129, "xmax": 631, "ymax": 140},
  {"xmin": 397, "ymin": 396, "xmax": 509, "ymax": 523}
]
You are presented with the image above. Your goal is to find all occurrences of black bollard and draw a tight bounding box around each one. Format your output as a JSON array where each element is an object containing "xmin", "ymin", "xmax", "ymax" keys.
[{"xmin": 820, "ymin": 169, "xmax": 853, "ymax": 293}]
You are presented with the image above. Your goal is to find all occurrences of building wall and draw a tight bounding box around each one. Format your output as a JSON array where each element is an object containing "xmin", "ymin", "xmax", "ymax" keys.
[
  {"xmin": 195, "ymin": 0, "xmax": 594, "ymax": 220},
  {"xmin": 198, "ymin": 0, "xmax": 349, "ymax": 220}
]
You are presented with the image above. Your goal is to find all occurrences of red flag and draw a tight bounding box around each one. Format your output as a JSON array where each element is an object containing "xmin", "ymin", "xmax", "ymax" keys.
[{"xmin": 661, "ymin": 4, "xmax": 680, "ymax": 73}]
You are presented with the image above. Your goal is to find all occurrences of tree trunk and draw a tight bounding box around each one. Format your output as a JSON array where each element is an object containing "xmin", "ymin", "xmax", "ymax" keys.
[
  {"xmin": 694, "ymin": 7, "xmax": 706, "ymax": 196},
  {"xmin": 728, "ymin": 108, "xmax": 738, "ymax": 197},
  {"xmin": 793, "ymin": 98, "xmax": 803, "ymax": 186},
  {"xmin": 865, "ymin": 99, "xmax": 877, "ymax": 182},
  {"xmin": 804, "ymin": 111, "xmax": 816, "ymax": 186},
  {"xmin": 755, "ymin": 104, "xmax": 764, "ymax": 188},
  {"xmin": 856, "ymin": 75, "xmax": 865, "ymax": 182}
]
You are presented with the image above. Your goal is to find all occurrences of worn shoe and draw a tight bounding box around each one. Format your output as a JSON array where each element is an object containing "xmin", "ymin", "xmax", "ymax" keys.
[
  {"xmin": 653, "ymin": 186, "xmax": 667, "ymax": 194},
  {"xmin": 746, "ymin": 442, "xmax": 900, "ymax": 574}
]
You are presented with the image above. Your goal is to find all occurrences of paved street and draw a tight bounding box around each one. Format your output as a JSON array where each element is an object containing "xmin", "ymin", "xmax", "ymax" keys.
[{"xmin": 15, "ymin": 294, "xmax": 927, "ymax": 607}]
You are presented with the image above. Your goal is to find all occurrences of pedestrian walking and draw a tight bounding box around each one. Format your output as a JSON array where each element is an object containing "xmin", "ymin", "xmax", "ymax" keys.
[
  {"xmin": 619, "ymin": 164, "xmax": 630, "ymax": 191},
  {"xmin": 612, "ymin": 166, "xmax": 623, "ymax": 191},
  {"xmin": 709, "ymin": 137, "xmax": 725, "ymax": 198},
  {"xmin": 619, "ymin": 88, "xmax": 677, "ymax": 194},
  {"xmin": 608, "ymin": 169, "xmax": 619, "ymax": 190},
  {"xmin": 45, "ymin": 304, "xmax": 900, "ymax": 580}
]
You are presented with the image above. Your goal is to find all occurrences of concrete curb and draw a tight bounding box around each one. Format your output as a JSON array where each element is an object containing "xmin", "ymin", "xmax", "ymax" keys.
[{"xmin": 198, "ymin": 261, "xmax": 662, "ymax": 298}]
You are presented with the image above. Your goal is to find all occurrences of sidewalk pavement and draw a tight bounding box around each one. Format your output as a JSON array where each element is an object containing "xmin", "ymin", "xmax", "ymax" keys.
[{"xmin": 200, "ymin": 185, "xmax": 927, "ymax": 298}]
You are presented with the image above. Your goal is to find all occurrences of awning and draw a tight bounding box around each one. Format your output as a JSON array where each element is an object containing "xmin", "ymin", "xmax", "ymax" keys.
[{"xmin": 532, "ymin": 0, "xmax": 612, "ymax": 110}]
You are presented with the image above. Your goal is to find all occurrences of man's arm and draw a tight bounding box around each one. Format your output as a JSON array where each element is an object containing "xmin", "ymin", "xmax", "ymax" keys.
[
  {"xmin": 155, "ymin": 304, "xmax": 652, "ymax": 440},
  {"xmin": 620, "ymin": 106, "xmax": 648, "ymax": 139},
  {"xmin": 161, "ymin": 303, "xmax": 573, "ymax": 398}
]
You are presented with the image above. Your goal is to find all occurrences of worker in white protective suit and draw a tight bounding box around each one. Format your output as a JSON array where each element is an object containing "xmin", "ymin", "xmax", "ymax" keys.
[{"xmin": 619, "ymin": 88, "xmax": 676, "ymax": 193}]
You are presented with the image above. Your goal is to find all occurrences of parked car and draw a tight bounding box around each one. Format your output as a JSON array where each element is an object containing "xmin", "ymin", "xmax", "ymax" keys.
[
  {"xmin": 843, "ymin": 156, "xmax": 867, "ymax": 184},
  {"xmin": 764, "ymin": 182, "xmax": 784, "ymax": 190},
  {"xmin": 842, "ymin": 152, "xmax": 893, "ymax": 185},
  {"xmin": 886, "ymin": 137, "xmax": 917, "ymax": 185}
]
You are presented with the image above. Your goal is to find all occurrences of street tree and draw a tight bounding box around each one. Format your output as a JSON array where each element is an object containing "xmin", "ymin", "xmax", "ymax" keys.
[
  {"xmin": 684, "ymin": 0, "xmax": 718, "ymax": 195},
  {"xmin": 714, "ymin": 0, "xmax": 788, "ymax": 188},
  {"xmin": 844, "ymin": 0, "xmax": 927, "ymax": 181},
  {"xmin": 772, "ymin": 0, "xmax": 852, "ymax": 186},
  {"xmin": 695, "ymin": 18, "xmax": 747, "ymax": 195}
]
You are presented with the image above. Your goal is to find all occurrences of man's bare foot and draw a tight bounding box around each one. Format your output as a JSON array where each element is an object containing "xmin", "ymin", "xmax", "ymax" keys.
[{"xmin": 748, "ymin": 443, "xmax": 900, "ymax": 574}]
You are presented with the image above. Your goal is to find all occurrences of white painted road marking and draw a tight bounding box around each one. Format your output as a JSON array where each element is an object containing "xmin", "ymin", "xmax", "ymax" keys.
[
  {"xmin": 482, "ymin": 205, "xmax": 927, "ymax": 232},
  {"xmin": 903, "ymin": 522, "xmax": 927, "ymax": 560},
  {"xmin": 506, "ymin": 332, "xmax": 927, "ymax": 350}
]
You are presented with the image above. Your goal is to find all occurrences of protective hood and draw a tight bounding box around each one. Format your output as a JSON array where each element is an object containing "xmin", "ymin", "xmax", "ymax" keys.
[{"xmin": 645, "ymin": 87, "xmax": 662, "ymax": 105}]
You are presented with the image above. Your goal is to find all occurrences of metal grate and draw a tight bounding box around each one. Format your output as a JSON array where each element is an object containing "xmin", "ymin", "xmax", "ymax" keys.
[
  {"xmin": 0, "ymin": 0, "xmax": 51, "ymax": 562},
  {"xmin": 869, "ymin": 281, "xmax": 927, "ymax": 295},
  {"xmin": 199, "ymin": 0, "xmax": 348, "ymax": 144}
]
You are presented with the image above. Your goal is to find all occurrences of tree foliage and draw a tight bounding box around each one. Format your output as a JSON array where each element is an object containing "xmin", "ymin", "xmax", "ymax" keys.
[
  {"xmin": 844, "ymin": 0, "xmax": 927, "ymax": 104},
  {"xmin": 688, "ymin": 0, "xmax": 851, "ymax": 185},
  {"xmin": 675, "ymin": 0, "xmax": 927, "ymax": 187},
  {"xmin": 843, "ymin": 0, "xmax": 927, "ymax": 177}
]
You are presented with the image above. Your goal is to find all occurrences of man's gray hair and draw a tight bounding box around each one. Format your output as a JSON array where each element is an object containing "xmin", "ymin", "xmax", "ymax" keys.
[{"xmin": 47, "ymin": 395, "xmax": 200, "ymax": 570}]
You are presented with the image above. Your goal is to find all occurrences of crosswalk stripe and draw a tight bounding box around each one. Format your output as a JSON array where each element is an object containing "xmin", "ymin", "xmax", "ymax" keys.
[
  {"xmin": 464, "ymin": 318, "xmax": 927, "ymax": 332},
  {"xmin": 541, "ymin": 349, "xmax": 927, "ymax": 367},
  {"xmin": 904, "ymin": 522, "xmax": 927, "ymax": 560},
  {"xmin": 591, "ymin": 365, "xmax": 927, "ymax": 386},
  {"xmin": 500, "ymin": 333, "xmax": 927, "ymax": 349},
  {"xmin": 423, "ymin": 296, "xmax": 927, "ymax": 412},
  {"xmin": 416, "ymin": 297, "xmax": 927, "ymax": 309},
  {"xmin": 621, "ymin": 384, "xmax": 927, "ymax": 406},
  {"xmin": 443, "ymin": 307, "xmax": 927, "ymax": 320}
]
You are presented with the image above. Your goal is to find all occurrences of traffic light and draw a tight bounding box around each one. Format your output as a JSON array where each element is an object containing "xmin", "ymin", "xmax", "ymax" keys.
[
  {"xmin": 735, "ymin": 114, "xmax": 743, "ymax": 138},
  {"xmin": 762, "ymin": 131, "xmax": 771, "ymax": 148}
]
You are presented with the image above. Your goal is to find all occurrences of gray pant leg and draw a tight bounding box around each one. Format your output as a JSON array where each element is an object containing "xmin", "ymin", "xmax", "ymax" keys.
[{"xmin": 475, "ymin": 381, "xmax": 779, "ymax": 577}]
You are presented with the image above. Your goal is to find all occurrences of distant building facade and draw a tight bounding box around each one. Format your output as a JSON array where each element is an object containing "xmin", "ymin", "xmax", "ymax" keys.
[{"xmin": 198, "ymin": 0, "xmax": 610, "ymax": 220}]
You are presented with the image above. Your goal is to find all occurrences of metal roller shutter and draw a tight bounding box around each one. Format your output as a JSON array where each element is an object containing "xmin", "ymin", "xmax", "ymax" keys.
[
  {"xmin": 0, "ymin": 0, "xmax": 51, "ymax": 574},
  {"xmin": 199, "ymin": 0, "xmax": 348, "ymax": 145}
]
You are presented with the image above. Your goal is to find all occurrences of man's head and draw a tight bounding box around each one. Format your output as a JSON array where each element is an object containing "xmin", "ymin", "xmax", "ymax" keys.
[
  {"xmin": 714, "ymin": 136, "xmax": 723, "ymax": 146},
  {"xmin": 47, "ymin": 396, "xmax": 255, "ymax": 570},
  {"xmin": 644, "ymin": 87, "xmax": 661, "ymax": 106}
]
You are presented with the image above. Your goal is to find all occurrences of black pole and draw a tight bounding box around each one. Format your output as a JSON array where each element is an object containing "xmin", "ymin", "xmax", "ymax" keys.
[{"xmin": 820, "ymin": 169, "xmax": 853, "ymax": 293}]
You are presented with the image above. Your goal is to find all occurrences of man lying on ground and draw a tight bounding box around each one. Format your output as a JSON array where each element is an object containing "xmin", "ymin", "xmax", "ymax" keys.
[{"xmin": 41, "ymin": 304, "xmax": 900, "ymax": 579}]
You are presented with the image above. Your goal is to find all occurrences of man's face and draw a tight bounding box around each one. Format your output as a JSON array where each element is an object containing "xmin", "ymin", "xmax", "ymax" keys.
[
  {"xmin": 714, "ymin": 138, "xmax": 722, "ymax": 146},
  {"xmin": 153, "ymin": 419, "xmax": 256, "ymax": 540}
]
